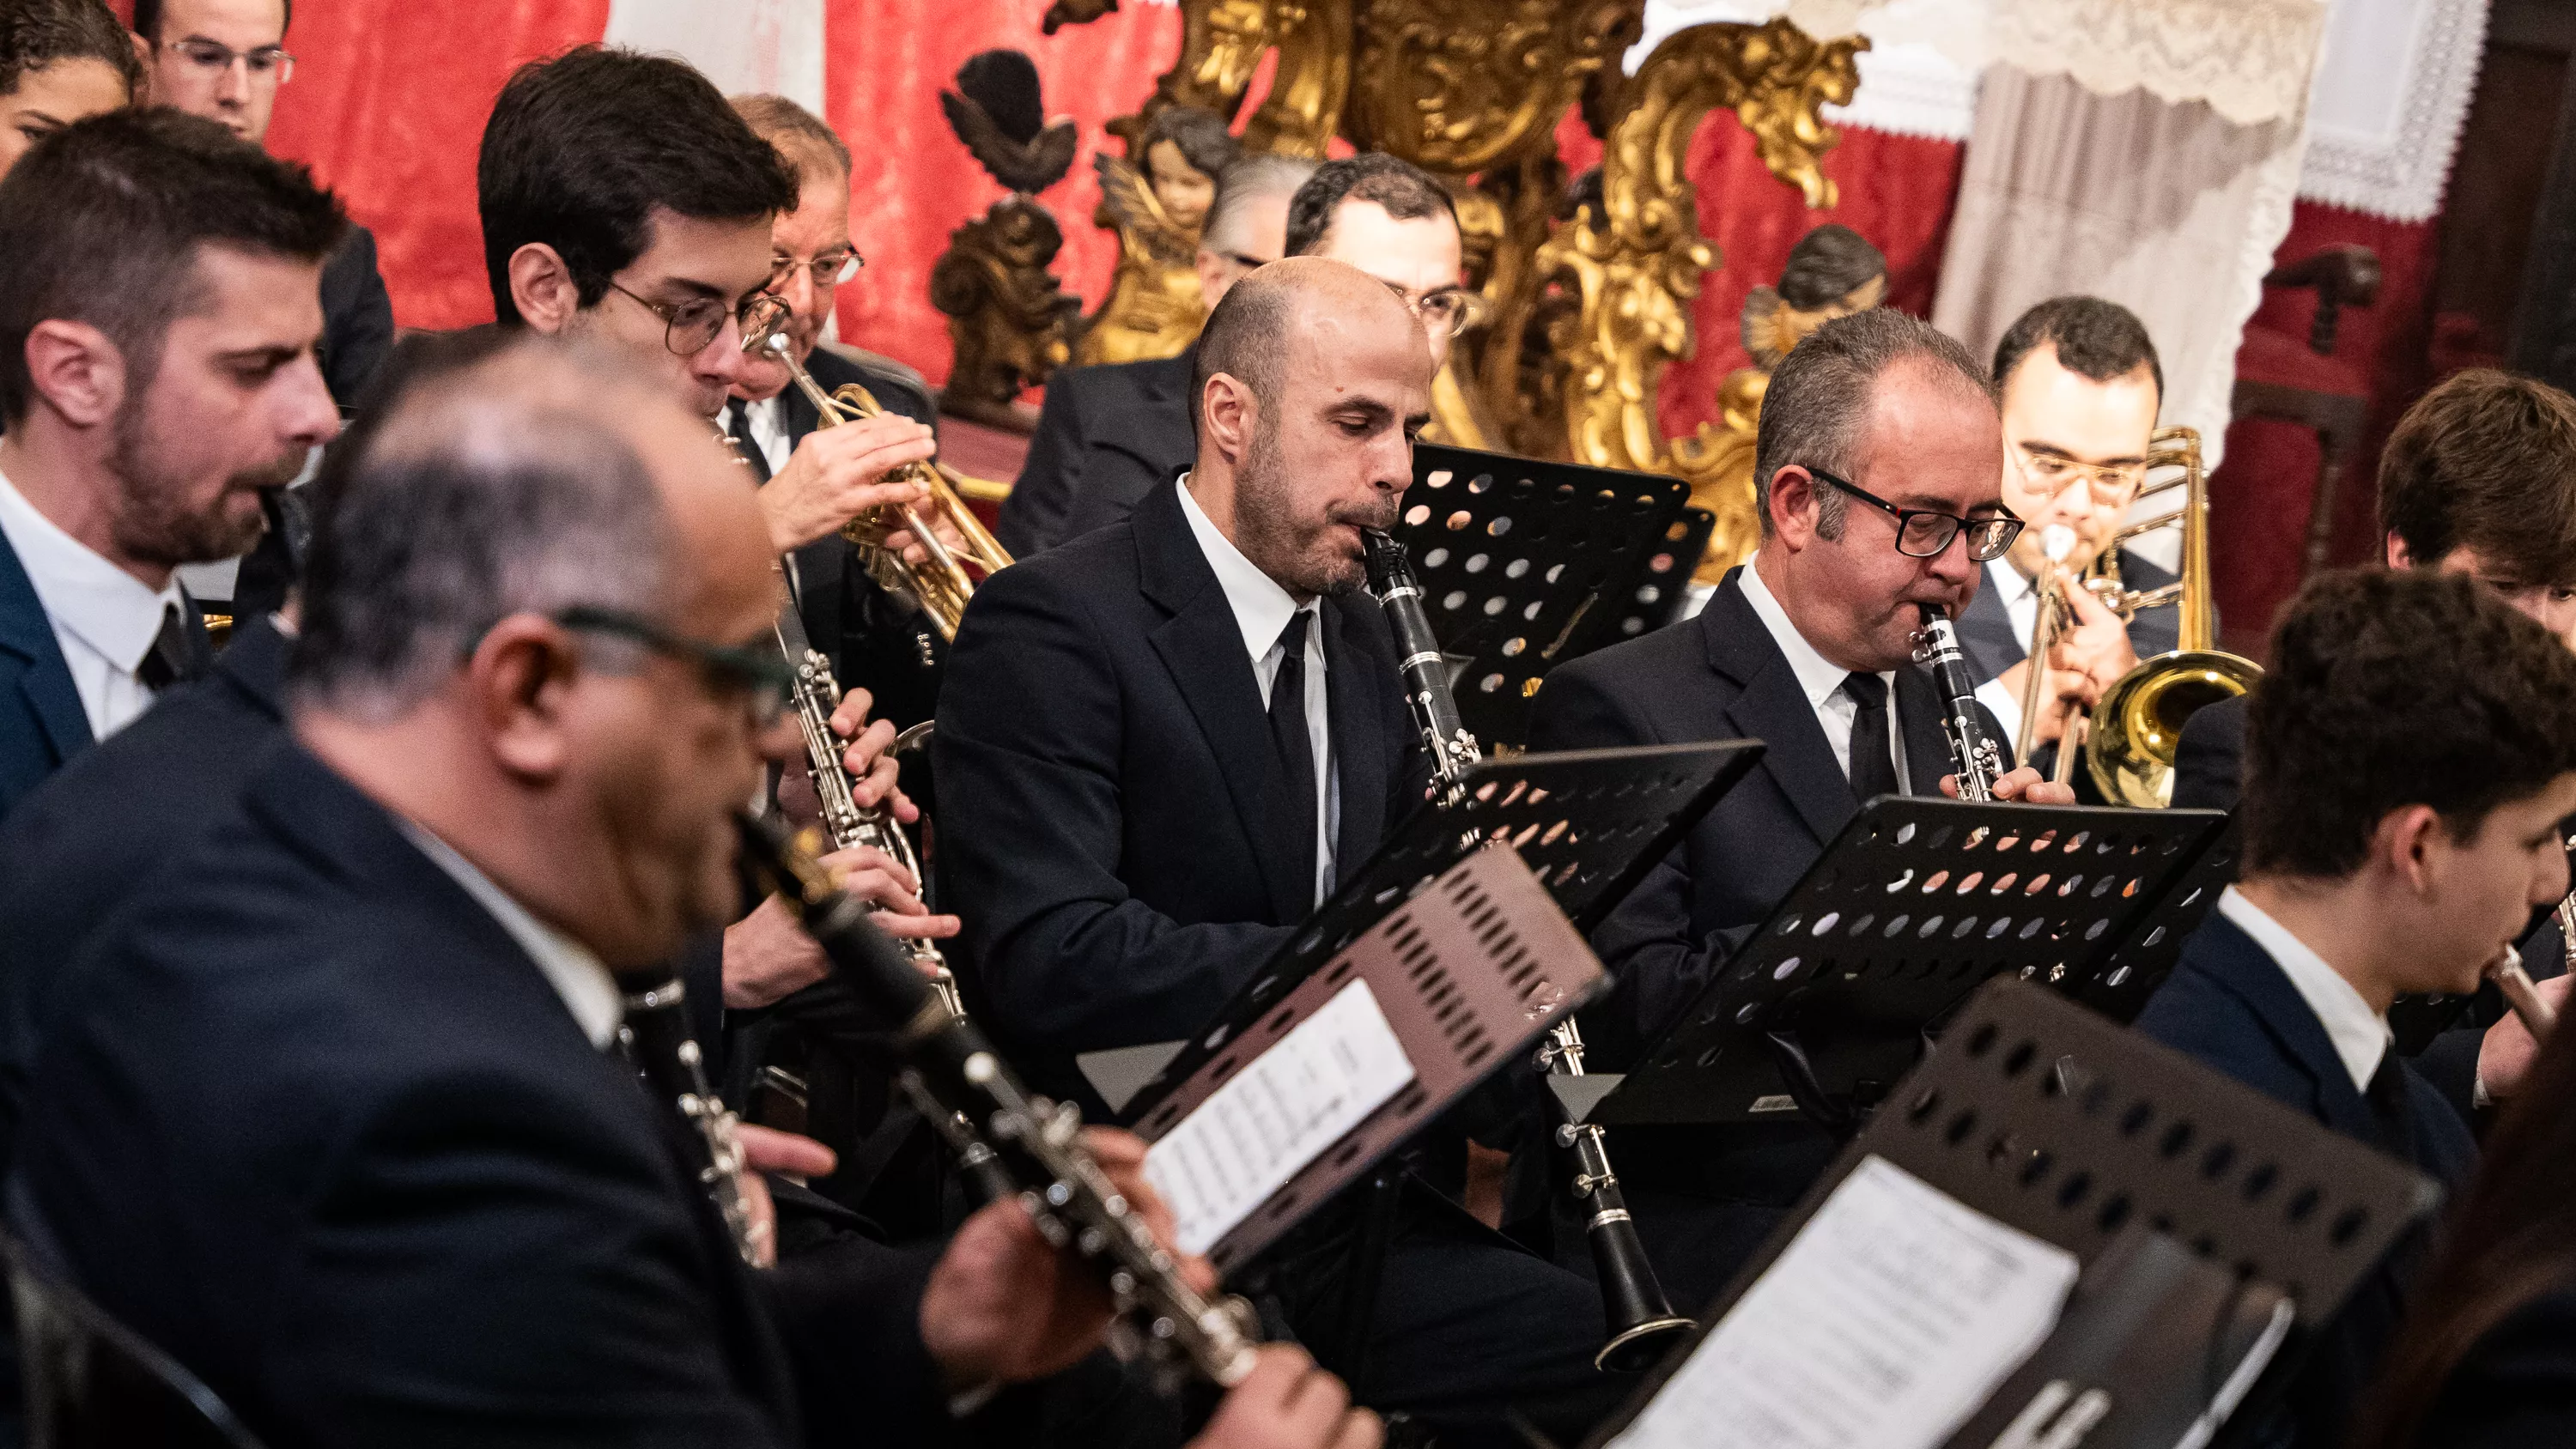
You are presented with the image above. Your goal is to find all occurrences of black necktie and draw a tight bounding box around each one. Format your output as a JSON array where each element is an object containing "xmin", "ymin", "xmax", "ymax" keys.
[
  {"xmin": 1269, "ymin": 611, "xmax": 1319, "ymax": 908},
  {"xmin": 136, "ymin": 603, "xmax": 202, "ymax": 691},
  {"xmin": 1842, "ymin": 671, "xmax": 1901, "ymax": 804},
  {"xmin": 2365, "ymin": 1053, "xmax": 2414, "ymax": 1163},
  {"xmin": 726, "ymin": 397, "xmax": 774, "ymax": 484}
]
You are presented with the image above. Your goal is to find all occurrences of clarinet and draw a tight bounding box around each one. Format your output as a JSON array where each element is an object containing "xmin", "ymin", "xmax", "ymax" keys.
[
  {"xmin": 1911, "ymin": 603, "xmax": 2004, "ymax": 801},
  {"xmin": 1363, "ymin": 528, "xmax": 1693, "ymax": 1372},
  {"xmin": 775, "ymin": 612, "xmax": 964, "ymax": 1017},
  {"xmin": 735, "ymin": 810, "xmax": 1263, "ymax": 1390},
  {"xmin": 620, "ymin": 976, "xmax": 766, "ymax": 1265}
]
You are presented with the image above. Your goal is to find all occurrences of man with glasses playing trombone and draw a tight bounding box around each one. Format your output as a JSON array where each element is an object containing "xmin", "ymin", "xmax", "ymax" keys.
[{"xmin": 1527, "ymin": 306, "xmax": 2075, "ymax": 1317}]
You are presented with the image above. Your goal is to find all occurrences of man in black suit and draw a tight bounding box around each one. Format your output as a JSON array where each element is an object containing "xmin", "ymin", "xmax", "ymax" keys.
[
  {"xmin": 1526, "ymin": 306, "xmax": 2073, "ymax": 1310},
  {"xmin": 131, "ymin": 0, "xmax": 393, "ymax": 408},
  {"xmin": 940, "ymin": 258, "xmax": 1623, "ymax": 1448},
  {"xmin": 9, "ymin": 323, "xmax": 1376, "ymax": 1449},
  {"xmin": 1956, "ymin": 297, "xmax": 2179, "ymax": 786},
  {"xmin": 0, "ymin": 108, "xmax": 341, "ymax": 818},
  {"xmin": 999, "ymin": 152, "xmax": 1315, "ymax": 556},
  {"xmin": 2136, "ymin": 568, "xmax": 2576, "ymax": 1449}
]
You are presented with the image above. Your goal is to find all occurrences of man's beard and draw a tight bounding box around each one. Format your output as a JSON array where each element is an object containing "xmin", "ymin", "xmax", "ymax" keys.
[
  {"xmin": 1234, "ymin": 421, "xmax": 1398, "ymax": 598},
  {"xmin": 105, "ymin": 400, "xmax": 294, "ymax": 571}
]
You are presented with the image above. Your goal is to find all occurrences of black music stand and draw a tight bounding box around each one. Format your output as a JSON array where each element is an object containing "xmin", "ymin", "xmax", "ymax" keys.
[
  {"xmin": 1124, "ymin": 740, "xmax": 1765, "ymax": 1123},
  {"xmin": 1583, "ymin": 979, "xmax": 2443, "ymax": 1449},
  {"xmin": 1393, "ymin": 444, "xmax": 1693, "ymax": 749},
  {"xmin": 1592, "ymin": 797, "xmax": 2232, "ymax": 1132}
]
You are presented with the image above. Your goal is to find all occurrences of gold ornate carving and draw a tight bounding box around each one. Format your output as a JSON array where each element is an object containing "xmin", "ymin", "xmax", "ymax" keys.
[
  {"xmin": 1535, "ymin": 19, "xmax": 1865, "ymax": 573},
  {"xmin": 930, "ymin": 197, "xmax": 1081, "ymax": 424},
  {"xmin": 1075, "ymin": 152, "xmax": 1210, "ymax": 367},
  {"xmin": 1110, "ymin": 0, "xmax": 1348, "ymax": 159},
  {"xmin": 1343, "ymin": 0, "xmax": 1639, "ymax": 173}
]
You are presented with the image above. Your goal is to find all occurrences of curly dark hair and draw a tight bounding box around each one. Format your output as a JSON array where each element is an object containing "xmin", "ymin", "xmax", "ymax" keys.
[
  {"xmin": 1139, "ymin": 104, "xmax": 1237, "ymax": 185},
  {"xmin": 1991, "ymin": 295, "xmax": 2163, "ymax": 400},
  {"xmin": 2242, "ymin": 568, "xmax": 2576, "ymax": 879},
  {"xmin": 1284, "ymin": 151, "xmax": 1455, "ymax": 258},
  {"xmin": 1, "ymin": 0, "xmax": 142, "ymax": 101},
  {"xmin": 2378, "ymin": 368, "xmax": 2576, "ymax": 591}
]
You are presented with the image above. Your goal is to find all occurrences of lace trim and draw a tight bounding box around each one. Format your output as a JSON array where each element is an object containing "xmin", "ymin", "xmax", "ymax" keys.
[
  {"xmin": 2298, "ymin": 0, "xmax": 2488, "ymax": 222},
  {"xmin": 2190, "ymin": 113, "xmax": 2312, "ymax": 475},
  {"xmin": 1984, "ymin": 0, "xmax": 2328, "ymax": 128}
]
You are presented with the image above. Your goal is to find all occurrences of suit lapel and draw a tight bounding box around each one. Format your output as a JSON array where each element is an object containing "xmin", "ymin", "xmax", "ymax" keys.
[
  {"xmin": 0, "ymin": 530, "xmax": 92, "ymax": 766},
  {"xmin": 1955, "ymin": 573, "xmax": 2025, "ymax": 682},
  {"xmin": 1894, "ymin": 666, "xmax": 1961, "ymax": 793},
  {"xmin": 1700, "ymin": 571, "xmax": 1851, "ymax": 848},
  {"xmin": 1322, "ymin": 597, "xmax": 1389, "ymax": 877},
  {"xmin": 1134, "ymin": 482, "xmax": 1309, "ymax": 925},
  {"xmin": 2197, "ymin": 915, "xmax": 2384, "ymax": 1145}
]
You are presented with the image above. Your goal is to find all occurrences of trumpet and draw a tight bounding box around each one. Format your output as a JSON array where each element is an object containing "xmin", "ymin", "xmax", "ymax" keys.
[{"xmin": 740, "ymin": 297, "xmax": 1011, "ymax": 641}]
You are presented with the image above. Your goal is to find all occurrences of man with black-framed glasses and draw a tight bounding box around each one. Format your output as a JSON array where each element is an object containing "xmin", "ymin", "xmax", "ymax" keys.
[
  {"xmin": 1528, "ymin": 306, "xmax": 2073, "ymax": 1315},
  {"xmin": 132, "ymin": 0, "xmax": 392, "ymax": 410}
]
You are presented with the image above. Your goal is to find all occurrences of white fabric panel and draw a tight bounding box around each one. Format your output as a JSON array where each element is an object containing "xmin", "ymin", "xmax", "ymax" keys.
[
  {"xmin": 603, "ymin": 0, "xmax": 826, "ymax": 113},
  {"xmin": 2301, "ymin": 0, "xmax": 2489, "ymax": 221}
]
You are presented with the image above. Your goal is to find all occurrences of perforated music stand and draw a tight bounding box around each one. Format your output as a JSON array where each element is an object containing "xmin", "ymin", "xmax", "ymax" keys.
[
  {"xmin": 1592, "ymin": 797, "xmax": 2232, "ymax": 1130},
  {"xmin": 1393, "ymin": 443, "xmax": 1694, "ymax": 749},
  {"xmin": 1123, "ymin": 741, "xmax": 1765, "ymax": 1128},
  {"xmin": 1582, "ymin": 978, "xmax": 2443, "ymax": 1449},
  {"xmin": 1127, "ymin": 846, "xmax": 1606, "ymax": 1275}
]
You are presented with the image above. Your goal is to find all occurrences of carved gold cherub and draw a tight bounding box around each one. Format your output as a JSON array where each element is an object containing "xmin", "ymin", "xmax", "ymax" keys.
[{"xmin": 1076, "ymin": 106, "xmax": 1241, "ymax": 367}]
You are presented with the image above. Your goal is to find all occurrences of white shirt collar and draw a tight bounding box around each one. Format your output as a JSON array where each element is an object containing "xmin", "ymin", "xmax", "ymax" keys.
[
  {"xmin": 1739, "ymin": 553, "xmax": 1891, "ymax": 710},
  {"xmin": 0, "ymin": 469, "xmax": 182, "ymax": 675},
  {"xmin": 396, "ymin": 820, "xmax": 625, "ymax": 1051},
  {"xmin": 1984, "ymin": 556, "xmax": 2038, "ymax": 609},
  {"xmin": 2217, "ymin": 886, "xmax": 2391, "ymax": 1092},
  {"xmin": 1176, "ymin": 473, "xmax": 1309, "ymax": 665}
]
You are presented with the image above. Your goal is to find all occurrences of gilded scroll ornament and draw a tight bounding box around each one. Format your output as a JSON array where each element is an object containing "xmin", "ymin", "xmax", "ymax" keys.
[
  {"xmin": 1076, "ymin": 107, "xmax": 1240, "ymax": 367},
  {"xmin": 932, "ymin": 197, "xmax": 1081, "ymax": 424}
]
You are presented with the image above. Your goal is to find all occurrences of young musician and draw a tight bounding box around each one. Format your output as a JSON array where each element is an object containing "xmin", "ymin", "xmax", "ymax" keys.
[
  {"xmin": 8, "ymin": 330, "xmax": 1378, "ymax": 1449},
  {"xmin": 1959, "ymin": 296, "xmax": 2177, "ymax": 767},
  {"xmin": 0, "ymin": 0, "xmax": 134, "ymax": 179},
  {"xmin": 132, "ymin": 0, "xmax": 391, "ymax": 408},
  {"xmin": 2136, "ymin": 567, "xmax": 2576, "ymax": 1449},
  {"xmin": 0, "ymin": 107, "xmax": 340, "ymax": 817},
  {"xmin": 1525, "ymin": 306, "xmax": 2070, "ymax": 1309},
  {"xmin": 939, "ymin": 258, "xmax": 1625, "ymax": 1448},
  {"xmin": 1001, "ymin": 150, "xmax": 1315, "ymax": 556}
]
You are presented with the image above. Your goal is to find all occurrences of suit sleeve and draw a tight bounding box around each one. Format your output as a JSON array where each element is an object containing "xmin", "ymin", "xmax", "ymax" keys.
[
  {"xmin": 997, "ymin": 376, "xmax": 1087, "ymax": 557},
  {"xmin": 1058, "ymin": 442, "xmax": 1174, "ymax": 546},
  {"xmin": 935, "ymin": 566, "xmax": 1291, "ymax": 1057},
  {"xmin": 1527, "ymin": 664, "xmax": 1726, "ymax": 1063},
  {"xmin": 277, "ymin": 1070, "xmax": 794, "ymax": 1448},
  {"xmin": 319, "ymin": 227, "xmax": 395, "ymax": 409}
]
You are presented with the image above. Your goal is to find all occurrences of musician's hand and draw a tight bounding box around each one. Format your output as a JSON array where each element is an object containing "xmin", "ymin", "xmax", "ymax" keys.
[
  {"xmin": 826, "ymin": 686, "xmax": 914, "ymax": 822},
  {"xmin": 1189, "ymin": 1347, "xmax": 1382, "ymax": 1449},
  {"xmin": 1990, "ymin": 658, "xmax": 2095, "ymax": 745},
  {"xmin": 1941, "ymin": 765, "xmax": 2078, "ymax": 806},
  {"xmin": 879, "ymin": 506, "xmax": 973, "ymax": 569},
  {"xmin": 920, "ymin": 1127, "xmax": 1214, "ymax": 1390},
  {"xmin": 730, "ymin": 1125, "xmax": 838, "ymax": 1270},
  {"xmin": 2477, "ymin": 973, "xmax": 2572, "ymax": 1103},
  {"xmin": 760, "ymin": 414, "xmax": 939, "ymax": 553},
  {"xmin": 2054, "ymin": 577, "xmax": 2141, "ymax": 695},
  {"xmin": 722, "ymin": 846, "xmax": 948, "ymax": 1007}
]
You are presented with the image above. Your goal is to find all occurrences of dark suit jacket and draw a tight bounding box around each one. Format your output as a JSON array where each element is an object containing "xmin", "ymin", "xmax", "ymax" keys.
[
  {"xmin": 10, "ymin": 743, "xmax": 945, "ymax": 1449},
  {"xmin": 1954, "ymin": 547, "xmax": 2182, "ymax": 683},
  {"xmin": 935, "ymin": 476, "xmax": 1422, "ymax": 1093},
  {"xmin": 2405, "ymin": 1283, "xmax": 2576, "ymax": 1448},
  {"xmin": 0, "ymin": 530, "xmax": 211, "ymax": 822},
  {"xmin": 318, "ymin": 225, "xmax": 395, "ymax": 409},
  {"xmin": 2135, "ymin": 912, "xmax": 2476, "ymax": 1449},
  {"xmin": 993, "ymin": 349, "xmax": 1194, "ymax": 558}
]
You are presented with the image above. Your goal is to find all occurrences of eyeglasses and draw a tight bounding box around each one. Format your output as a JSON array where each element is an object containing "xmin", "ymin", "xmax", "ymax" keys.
[
  {"xmin": 2010, "ymin": 443, "xmax": 2147, "ymax": 506},
  {"xmin": 1809, "ymin": 468, "xmax": 2024, "ymax": 562},
  {"xmin": 1379, "ymin": 282, "xmax": 1487, "ymax": 338},
  {"xmin": 605, "ymin": 280, "xmax": 770, "ymax": 358},
  {"xmin": 163, "ymin": 38, "xmax": 295, "ymax": 84},
  {"xmin": 773, "ymin": 249, "xmax": 863, "ymax": 293},
  {"xmin": 550, "ymin": 606, "xmax": 794, "ymax": 727}
]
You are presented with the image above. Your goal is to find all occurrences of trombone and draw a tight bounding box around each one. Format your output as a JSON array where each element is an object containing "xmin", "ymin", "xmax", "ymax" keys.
[
  {"xmin": 738, "ymin": 296, "xmax": 1012, "ymax": 641},
  {"xmin": 2015, "ymin": 427, "xmax": 2263, "ymax": 808}
]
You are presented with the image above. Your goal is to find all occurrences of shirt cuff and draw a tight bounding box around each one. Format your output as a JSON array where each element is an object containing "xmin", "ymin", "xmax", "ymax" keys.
[{"xmin": 1975, "ymin": 677, "xmax": 2023, "ymax": 756}]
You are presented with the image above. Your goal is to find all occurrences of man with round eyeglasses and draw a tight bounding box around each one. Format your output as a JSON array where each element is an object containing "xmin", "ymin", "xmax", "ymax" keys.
[{"xmin": 1528, "ymin": 306, "xmax": 2073, "ymax": 1318}]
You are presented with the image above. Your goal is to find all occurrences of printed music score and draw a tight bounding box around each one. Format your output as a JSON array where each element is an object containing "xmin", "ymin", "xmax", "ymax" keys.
[
  {"xmin": 1144, "ymin": 980, "xmax": 1417, "ymax": 1256},
  {"xmin": 1611, "ymin": 1156, "xmax": 2078, "ymax": 1449}
]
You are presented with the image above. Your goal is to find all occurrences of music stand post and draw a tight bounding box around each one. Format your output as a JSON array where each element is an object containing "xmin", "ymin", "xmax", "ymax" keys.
[
  {"xmin": 1583, "ymin": 978, "xmax": 2444, "ymax": 1449},
  {"xmin": 1594, "ymin": 797, "xmax": 2232, "ymax": 1132},
  {"xmin": 1392, "ymin": 443, "xmax": 1697, "ymax": 750}
]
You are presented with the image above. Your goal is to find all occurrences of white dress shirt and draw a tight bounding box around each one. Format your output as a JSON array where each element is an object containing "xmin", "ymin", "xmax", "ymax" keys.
[
  {"xmin": 1177, "ymin": 476, "xmax": 1340, "ymax": 907},
  {"xmin": 735, "ymin": 394, "xmax": 793, "ymax": 477},
  {"xmin": 1971, "ymin": 558, "xmax": 2041, "ymax": 749},
  {"xmin": 0, "ymin": 469, "xmax": 184, "ymax": 742},
  {"xmin": 1736, "ymin": 556, "xmax": 1910, "ymax": 793},
  {"xmin": 398, "ymin": 820, "xmax": 625, "ymax": 1051},
  {"xmin": 2217, "ymin": 886, "xmax": 2391, "ymax": 1092}
]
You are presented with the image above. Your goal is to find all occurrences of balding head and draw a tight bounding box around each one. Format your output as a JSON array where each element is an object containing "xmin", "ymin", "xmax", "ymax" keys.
[{"xmin": 1188, "ymin": 257, "xmax": 1430, "ymax": 600}]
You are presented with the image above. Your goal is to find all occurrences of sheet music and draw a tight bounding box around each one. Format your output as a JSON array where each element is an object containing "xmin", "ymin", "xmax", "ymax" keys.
[
  {"xmin": 1145, "ymin": 980, "xmax": 1417, "ymax": 1256},
  {"xmin": 1612, "ymin": 1155, "xmax": 2078, "ymax": 1449}
]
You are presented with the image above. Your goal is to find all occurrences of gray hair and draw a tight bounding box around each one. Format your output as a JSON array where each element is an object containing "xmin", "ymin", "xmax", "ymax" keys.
[
  {"xmin": 1203, "ymin": 153, "xmax": 1318, "ymax": 258},
  {"xmin": 731, "ymin": 93, "xmax": 852, "ymax": 188},
  {"xmin": 290, "ymin": 334, "xmax": 676, "ymax": 716},
  {"xmin": 1753, "ymin": 308, "xmax": 1995, "ymax": 539}
]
